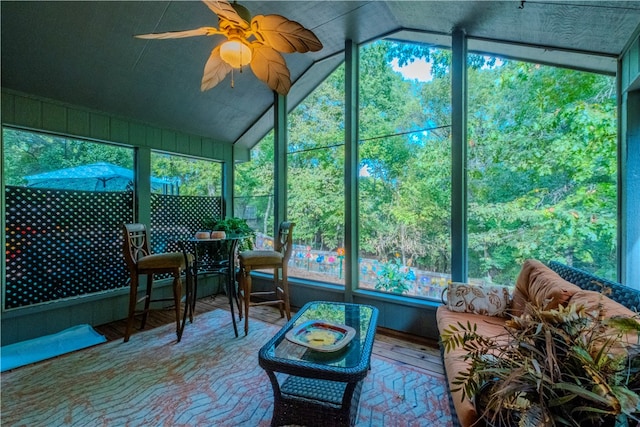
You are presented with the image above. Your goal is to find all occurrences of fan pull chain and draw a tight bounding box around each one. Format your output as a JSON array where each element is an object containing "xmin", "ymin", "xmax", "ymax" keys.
[{"xmin": 229, "ymin": 64, "xmax": 246, "ymax": 89}]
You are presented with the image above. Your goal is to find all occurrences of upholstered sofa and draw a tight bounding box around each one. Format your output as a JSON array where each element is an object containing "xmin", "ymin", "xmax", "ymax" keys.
[{"xmin": 436, "ymin": 259, "xmax": 640, "ymax": 427}]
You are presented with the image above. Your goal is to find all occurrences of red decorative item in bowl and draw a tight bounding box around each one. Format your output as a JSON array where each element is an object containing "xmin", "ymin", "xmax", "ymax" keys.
[{"xmin": 285, "ymin": 320, "xmax": 356, "ymax": 352}]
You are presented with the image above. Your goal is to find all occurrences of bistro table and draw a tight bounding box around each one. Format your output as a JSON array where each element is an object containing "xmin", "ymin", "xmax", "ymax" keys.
[
  {"xmin": 176, "ymin": 235, "xmax": 245, "ymax": 337},
  {"xmin": 258, "ymin": 301, "xmax": 379, "ymax": 427}
]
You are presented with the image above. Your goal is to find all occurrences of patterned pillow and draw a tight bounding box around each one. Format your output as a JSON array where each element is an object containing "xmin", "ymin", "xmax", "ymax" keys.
[{"xmin": 442, "ymin": 282, "xmax": 511, "ymax": 317}]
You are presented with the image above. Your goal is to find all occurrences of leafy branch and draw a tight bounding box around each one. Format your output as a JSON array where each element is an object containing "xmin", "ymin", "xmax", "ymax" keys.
[{"xmin": 441, "ymin": 303, "xmax": 640, "ymax": 426}]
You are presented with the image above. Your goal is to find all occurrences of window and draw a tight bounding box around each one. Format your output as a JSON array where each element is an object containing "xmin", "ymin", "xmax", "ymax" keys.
[
  {"xmin": 149, "ymin": 151, "xmax": 223, "ymax": 253},
  {"xmin": 287, "ymin": 64, "xmax": 346, "ymax": 284},
  {"xmin": 234, "ymin": 135, "xmax": 275, "ymax": 250},
  {"xmin": 358, "ymin": 40, "xmax": 452, "ymax": 298},
  {"xmin": 467, "ymin": 59, "xmax": 618, "ymax": 283},
  {"xmin": 3, "ymin": 128, "xmax": 134, "ymax": 308},
  {"xmin": 232, "ymin": 38, "xmax": 619, "ymax": 300},
  {"xmin": 150, "ymin": 151, "xmax": 222, "ymax": 197}
]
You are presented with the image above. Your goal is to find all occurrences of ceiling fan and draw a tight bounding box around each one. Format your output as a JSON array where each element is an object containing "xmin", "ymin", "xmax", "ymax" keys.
[{"xmin": 135, "ymin": 0, "xmax": 323, "ymax": 95}]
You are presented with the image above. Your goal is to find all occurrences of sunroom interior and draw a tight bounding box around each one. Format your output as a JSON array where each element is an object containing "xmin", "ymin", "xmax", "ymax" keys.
[{"xmin": 1, "ymin": 1, "xmax": 640, "ymax": 347}]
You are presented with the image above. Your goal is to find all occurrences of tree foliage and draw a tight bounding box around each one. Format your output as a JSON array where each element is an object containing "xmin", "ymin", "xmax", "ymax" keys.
[
  {"xmin": 237, "ymin": 38, "xmax": 617, "ymax": 285},
  {"xmin": 2, "ymin": 131, "xmax": 222, "ymax": 197},
  {"xmin": 2, "ymin": 130, "xmax": 133, "ymax": 186}
]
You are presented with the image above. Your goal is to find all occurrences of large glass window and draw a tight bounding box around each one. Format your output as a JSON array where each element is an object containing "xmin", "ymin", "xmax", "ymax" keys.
[
  {"xmin": 467, "ymin": 58, "xmax": 618, "ymax": 283},
  {"xmin": 3, "ymin": 128, "xmax": 134, "ymax": 309},
  {"xmin": 232, "ymin": 37, "xmax": 619, "ymax": 300},
  {"xmin": 234, "ymin": 135, "xmax": 275, "ymax": 250},
  {"xmin": 358, "ymin": 40, "xmax": 452, "ymax": 298},
  {"xmin": 286, "ymin": 65, "xmax": 346, "ymax": 285},
  {"xmin": 150, "ymin": 151, "xmax": 222, "ymax": 197}
]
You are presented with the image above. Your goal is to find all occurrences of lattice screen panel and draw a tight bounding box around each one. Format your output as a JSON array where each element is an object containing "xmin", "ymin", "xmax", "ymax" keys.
[
  {"xmin": 4, "ymin": 186, "xmax": 133, "ymax": 309},
  {"xmin": 150, "ymin": 193, "xmax": 223, "ymax": 254}
]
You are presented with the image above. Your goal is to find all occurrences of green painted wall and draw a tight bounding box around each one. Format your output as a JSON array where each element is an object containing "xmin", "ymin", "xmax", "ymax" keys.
[{"xmin": 1, "ymin": 89, "xmax": 232, "ymax": 159}]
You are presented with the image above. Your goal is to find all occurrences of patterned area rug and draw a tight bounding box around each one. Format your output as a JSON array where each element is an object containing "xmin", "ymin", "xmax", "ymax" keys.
[{"xmin": 1, "ymin": 310, "xmax": 453, "ymax": 426}]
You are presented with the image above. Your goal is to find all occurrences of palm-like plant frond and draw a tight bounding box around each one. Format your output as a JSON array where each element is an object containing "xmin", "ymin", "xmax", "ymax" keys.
[{"xmin": 441, "ymin": 302, "xmax": 640, "ymax": 426}]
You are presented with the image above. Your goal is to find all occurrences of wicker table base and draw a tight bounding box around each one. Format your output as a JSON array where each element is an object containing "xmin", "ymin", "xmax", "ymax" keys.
[
  {"xmin": 259, "ymin": 301, "xmax": 378, "ymax": 427},
  {"xmin": 270, "ymin": 375, "xmax": 363, "ymax": 427}
]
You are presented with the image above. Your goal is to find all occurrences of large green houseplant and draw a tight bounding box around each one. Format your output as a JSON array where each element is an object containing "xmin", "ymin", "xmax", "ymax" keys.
[{"xmin": 441, "ymin": 300, "xmax": 640, "ymax": 427}]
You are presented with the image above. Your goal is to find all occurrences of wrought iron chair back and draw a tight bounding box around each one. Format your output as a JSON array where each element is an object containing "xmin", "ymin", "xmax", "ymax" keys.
[{"xmin": 123, "ymin": 223, "xmax": 152, "ymax": 268}]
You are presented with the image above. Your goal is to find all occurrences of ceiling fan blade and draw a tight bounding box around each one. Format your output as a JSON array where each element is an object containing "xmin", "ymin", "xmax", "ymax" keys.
[
  {"xmin": 201, "ymin": 46, "xmax": 233, "ymax": 91},
  {"xmin": 202, "ymin": 0, "xmax": 249, "ymax": 30},
  {"xmin": 250, "ymin": 45, "xmax": 291, "ymax": 95},
  {"xmin": 251, "ymin": 15, "xmax": 322, "ymax": 53},
  {"xmin": 135, "ymin": 27, "xmax": 222, "ymax": 39}
]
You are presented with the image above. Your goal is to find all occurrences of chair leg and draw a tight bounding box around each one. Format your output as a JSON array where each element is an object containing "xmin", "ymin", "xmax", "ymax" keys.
[
  {"xmin": 186, "ymin": 263, "xmax": 195, "ymax": 323},
  {"xmin": 140, "ymin": 274, "xmax": 154, "ymax": 329},
  {"xmin": 234, "ymin": 280, "xmax": 242, "ymax": 321},
  {"xmin": 281, "ymin": 265, "xmax": 291, "ymax": 320},
  {"xmin": 124, "ymin": 274, "xmax": 139, "ymax": 342},
  {"xmin": 233, "ymin": 270, "xmax": 242, "ymax": 321},
  {"xmin": 180, "ymin": 268, "xmax": 192, "ymax": 342},
  {"xmin": 190, "ymin": 263, "xmax": 198, "ymax": 320},
  {"xmin": 172, "ymin": 271, "xmax": 182, "ymax": 340},
  {"xmin": 242, "ymin": 267, "xmax": 252, "ymax": 336},
  {"xmin": 236, "ymin": 270, "xmax": 243, "ymax": 321},
  {"xmin": 274, "ymin": 268, "xmax": 285, "ymax": 318}
]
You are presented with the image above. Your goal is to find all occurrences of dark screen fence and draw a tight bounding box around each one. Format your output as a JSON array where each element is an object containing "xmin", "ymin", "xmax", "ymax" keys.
[
  {"xmin": 4, "ymin": 188, "xmax": 223, "ymax": 310},
  {"xmin": 4, "ymin": 186, "xmax": 134, "ymax": 309},
  {"xmin": 149, "ymin": 193, "xmax": 223, "ymax": 254}
]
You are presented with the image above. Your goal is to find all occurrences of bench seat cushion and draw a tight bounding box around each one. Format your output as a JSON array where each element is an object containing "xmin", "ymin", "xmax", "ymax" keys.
[
  {"xmin": 239, "ymin": 250, "xmax": 283, "ymax": 267},
  {"xmin": 436, "ymin": 306, "xmax": 508, "ymax": 427}
]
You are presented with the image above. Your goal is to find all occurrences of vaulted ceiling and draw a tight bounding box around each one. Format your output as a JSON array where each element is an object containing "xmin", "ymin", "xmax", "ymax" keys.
[{"xmin": 2, "ymin": 1, "xmax": 640, "ymax": 150}]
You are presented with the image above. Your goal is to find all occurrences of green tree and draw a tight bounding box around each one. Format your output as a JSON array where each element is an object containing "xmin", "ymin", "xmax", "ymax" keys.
[
  {"xmin": 3, "ymin": 129, "xmax": 132, "ymax": 186},
  {"xmin": 467, "ymin": 61, "xmax": 617, "ymax": 282},
  {"xmin": 150, "ymin": 152, "xmax": 221, "ymax": 197},
  {"xmin": 233, "ymin": 39, "xmax": 618, "ymax": 289}
]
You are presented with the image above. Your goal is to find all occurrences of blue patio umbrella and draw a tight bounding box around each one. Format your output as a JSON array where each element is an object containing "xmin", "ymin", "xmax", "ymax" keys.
[{"xmin": 24, "ymin": 162, "xmax": 171, "ymax": 192}]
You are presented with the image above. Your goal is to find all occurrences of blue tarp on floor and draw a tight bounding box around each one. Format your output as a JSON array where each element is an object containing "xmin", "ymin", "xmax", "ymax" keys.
[{"xmin": 1, "ymin": 324, "xmax": 107, "ymax": 372}]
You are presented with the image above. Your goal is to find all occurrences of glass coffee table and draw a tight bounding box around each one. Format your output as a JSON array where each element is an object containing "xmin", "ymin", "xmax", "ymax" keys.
[{"xmin": 258, "ymin": 301, "xmax": 379, "ymax": 427}]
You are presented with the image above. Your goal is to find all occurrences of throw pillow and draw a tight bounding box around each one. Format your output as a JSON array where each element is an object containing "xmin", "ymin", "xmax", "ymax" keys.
[
  {"xmin": 569, "ymin": 289, "xmax": 636, "ymax": 319},
  {"xmin": 512, "ymin": 259, "xmax": 582, "ymax": 317},
  {"xmin": 442, "ymin": 282, "xmax": 511, "ymax": 317}
]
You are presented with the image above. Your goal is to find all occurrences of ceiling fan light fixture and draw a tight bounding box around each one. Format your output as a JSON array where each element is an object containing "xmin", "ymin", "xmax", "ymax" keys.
[
  {"xmin": 219, "ymin": 38, "xmax": 252, "ymax": 68},
  {"xmin": 135, "ymin": 0, "xmax": 323, "ymax": 94}
]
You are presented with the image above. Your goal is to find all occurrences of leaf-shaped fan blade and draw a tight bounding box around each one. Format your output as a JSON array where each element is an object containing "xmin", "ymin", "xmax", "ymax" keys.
[
  {"xmin": 201, "ymin": 46, "xmax": 233, "ymax": 91},
  {"xmin": 251, "ymin": 15, "xmax": 322, "ymax": 53},
  {"xmin": 202, "ymin": 0, "xmax": 249, "ymax": 30},
  {"xmin": 135, "ymin": 27, "xmax": 222, "ymax": 39},
  {"xmin": 250, "ymin": 45, "xmax": 291, "ymax": 95}
]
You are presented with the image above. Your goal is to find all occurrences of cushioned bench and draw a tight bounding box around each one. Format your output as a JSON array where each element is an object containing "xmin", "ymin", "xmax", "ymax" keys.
[{"xmin": 439, "ymin": 260, "xmax": 640, "ymax": 427}]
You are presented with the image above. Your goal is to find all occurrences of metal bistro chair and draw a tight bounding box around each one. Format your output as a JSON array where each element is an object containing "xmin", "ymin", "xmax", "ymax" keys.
[
  {"xmin": 122, "ymin": 223, "xmax": 194, "ymax": 343},
  {"xmin": 238, "ymin": 221, "xmax": 295, "ymax": 335}
]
